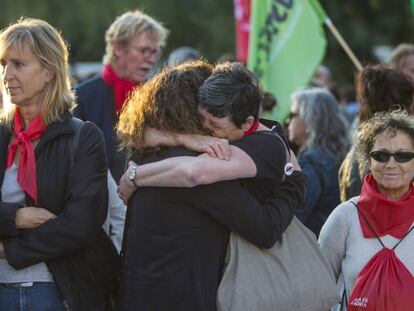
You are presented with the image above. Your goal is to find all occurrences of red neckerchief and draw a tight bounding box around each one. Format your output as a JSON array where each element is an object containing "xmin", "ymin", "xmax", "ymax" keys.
[
  {"xmin": 357, "ymin": 174, "xmax": 414, "ymax": 239},
  {"xmin": 243, "ymin": 120, "xmax": 259, "ymax": 136},
  {"xmin": 101, "ymin": 64, "xmax": 138, "ymax": 112},
  {"xmin": 6, "ymin": 109, "xmax": 46, "ymax": 204}
]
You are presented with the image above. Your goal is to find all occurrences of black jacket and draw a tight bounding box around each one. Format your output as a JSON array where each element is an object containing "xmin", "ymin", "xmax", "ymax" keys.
[
  {"xmin": 0, "ymin": 114, "xmax": 120, "ymax": 311},
  {"xmin": 75, "ymin": 76, "xmax": 127, "ymax": 183}
]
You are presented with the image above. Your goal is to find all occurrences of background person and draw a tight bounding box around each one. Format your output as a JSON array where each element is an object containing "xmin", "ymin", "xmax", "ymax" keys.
[
  {"xmin": 388, "ymin": 43, "xmax": 414, "ymax": 81},
  {"xmin": 259, "ymin": 91, "xmax": 277, "ymax": 117},
  {"xmin": 319, "ymin": 111, "xmax": 414, "ymax": 310},
  {"xmin": 167, "ymin": 46, "xmax": 201, "ymax": 66},
  {"xmin": 0, "ymin": 18, "xmax": 119, "ymax": 311},
  {"xmin": 103, "ymin": 171, "xmax": 126, "ymax": 253},
  {"xmin": 339, "ymin": 64, "xmax": 414, "ymax": 202},
  {"xmin": 288, "ymin": 87, "xmax": 350, "ymax": 236},
  {"xmin": 75, "ymin": 10, "xmax": 168, "ymax": 183}
]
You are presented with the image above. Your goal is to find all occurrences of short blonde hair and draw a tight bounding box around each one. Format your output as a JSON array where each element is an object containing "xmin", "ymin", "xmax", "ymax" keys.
[
  {"xmin": 103, "ymin": 10, "xmax": 168, "ymax": 65},
  {"xmin": 0, "ymin": 17, "xmax": 75, "ymax": 125},
  {"xmin": 388, "ymin": 43, "xmax": 414, "ymax": 72}
]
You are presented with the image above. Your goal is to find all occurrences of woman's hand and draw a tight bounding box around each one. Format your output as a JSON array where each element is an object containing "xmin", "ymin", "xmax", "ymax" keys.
[
  {"xmin": 15, "ymin": 207, "xmax": 56, "ymax": 229},
  {"xmin": 177, "ymin": 134, "xmax": 230, "ymax": 160},
  {"xmin": 118, "ymin": 161, "xmax": 138, "ymax": 204}
]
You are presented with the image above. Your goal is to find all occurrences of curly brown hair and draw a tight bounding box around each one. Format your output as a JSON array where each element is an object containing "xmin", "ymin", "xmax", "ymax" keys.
[
  {"xmin": 356, "ymin": 64, "xmax": 414, "ymax": 122},
  {"xmin": 117, "ymin": 60, "xmax": 213, "ymax": 156}
]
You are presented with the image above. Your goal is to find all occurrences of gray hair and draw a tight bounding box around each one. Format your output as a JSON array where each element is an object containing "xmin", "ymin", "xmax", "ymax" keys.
[
  {"xmin": 103, "ymin": 10, "xmax": 169, "ymax": 65},
  {"xmin": 356, "ymin": 110, "xmax": 414, "ymax": 163},
  {"xmin": 167, "ymin": 46, "xmax": 201, "ymax": 66},
  {"xmin": 292, "ymin": 87, "xmax": 350, "ymax": 164},
  {"xmin": 388, "ymin": 43, "xmax": 414, "ymax": 72}
]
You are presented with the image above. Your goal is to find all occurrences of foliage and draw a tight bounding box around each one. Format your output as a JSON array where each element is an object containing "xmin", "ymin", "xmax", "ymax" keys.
[
  {"xmin": 320, "ymin": 0, "xmax": 414, "ymax": 84},
  {"xmin": 0, "ymin": 0, "xmax": 413, "ymax": 85}
]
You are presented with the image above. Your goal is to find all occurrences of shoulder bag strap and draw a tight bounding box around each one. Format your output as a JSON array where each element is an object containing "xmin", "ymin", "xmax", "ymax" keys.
[
  {"xmin": 392, "ymin": 224, "xmax": 414, "ymax": 250},
  {"xmin": 263, "ymin": 130, "xmax": 292, "ymax": 182},
  {"xmin": 349, "ymin": 201, "xmax": 385, "ymax": 248},
  {"xmin": 340, "ymin": 285, "xmax": 348, "ymax": 311}
]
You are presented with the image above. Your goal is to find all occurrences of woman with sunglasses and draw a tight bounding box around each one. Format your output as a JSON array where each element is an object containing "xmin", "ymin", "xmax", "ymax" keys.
[
  {"xmin": 288, "ymin": 87, "xmax": 350, "ymax": 236},
  {"xmin": 319, "ymin": 111, "xmax": 414, "ymax": 310},
  {"xmin": 339, "ymin": 64, "xmax": 414, "ymax": 203}
]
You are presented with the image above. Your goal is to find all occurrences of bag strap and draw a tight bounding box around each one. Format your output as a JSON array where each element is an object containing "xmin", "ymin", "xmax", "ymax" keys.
[
  {"xmin": 350, "ymin": 201, "xmax": 414, "ymax": 250},
  {"xmin": 392, "ymin": 224, "xmax": 414, "ymax": 250},
  {"xmin": 340, "ymin": 286, "xmax": 347, "ymax": 311},
  {"xmin": 262, "ymin": 129, "xmax": 291, "ymax": 182},
  {"xmin": 69, "ymin": 117, "xmax": 84, "ymax": 170},
  {"xmin": 350, "ymin": 201, "xmax": 385, "ymax": 247}
]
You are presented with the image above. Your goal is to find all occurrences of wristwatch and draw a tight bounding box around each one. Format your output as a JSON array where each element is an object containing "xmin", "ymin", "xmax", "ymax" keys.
[{"xmin": 128, "ymin": 164, "xmax": 139, "ymax": 188}]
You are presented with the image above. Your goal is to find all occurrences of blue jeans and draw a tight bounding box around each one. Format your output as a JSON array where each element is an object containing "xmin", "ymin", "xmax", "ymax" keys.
[{"xmin": 0, "ymin": 282, "xmax": 67, "ymax": 311}]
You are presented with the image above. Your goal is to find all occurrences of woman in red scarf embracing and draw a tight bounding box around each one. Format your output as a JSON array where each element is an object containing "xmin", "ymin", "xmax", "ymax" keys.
[
  {"xmin": 319, "ymin": 111, "xmax": 414, "ymax": 311},
  {"xmin": 0, "ymin": 18, "xmax": 119, "ymax": 311}
]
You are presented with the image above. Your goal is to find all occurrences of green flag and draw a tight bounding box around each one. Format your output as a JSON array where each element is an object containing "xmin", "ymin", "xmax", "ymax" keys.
[{"xmin": 248, "ymin": 0, "xmax": 327, "ymax": 122}]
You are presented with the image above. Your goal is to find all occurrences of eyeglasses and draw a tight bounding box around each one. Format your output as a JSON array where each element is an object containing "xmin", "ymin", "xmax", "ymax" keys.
[
  {"xmin": 132, "ymin": 46, "xmax": 160, "ymax": 58},
  {"xmin": 369, "ymin": 150, "xmax": 414, "ymax": 163}
]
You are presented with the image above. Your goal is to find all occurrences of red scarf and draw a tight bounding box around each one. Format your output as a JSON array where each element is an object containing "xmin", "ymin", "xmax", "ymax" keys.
[
  {"xmin": 101, "ymin": 64, "xmax": 138, "ymax": 112},
  {"xmin": 243, "ymin": 120, "xmax": 259, "ymax": 136},
  {"xmin": 6, "ymin": 109, "xmax": 46, "ymax": 204},
  {"xmin": 357, "ymin": 174, "xmax": 414, "ymax": 239}
]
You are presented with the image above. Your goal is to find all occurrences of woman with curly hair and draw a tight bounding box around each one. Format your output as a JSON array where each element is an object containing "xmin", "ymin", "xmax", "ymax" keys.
[
  {"xmin": 117, "ymin": 61, "xmax": 213, "ymax": 158},
  {"xmin": 320, "ymin": 111, "xmax": 414, "ymax": 310},
  {"xmin": 339, "ymin": 64, "xmax": 414, "ymax": 202}
]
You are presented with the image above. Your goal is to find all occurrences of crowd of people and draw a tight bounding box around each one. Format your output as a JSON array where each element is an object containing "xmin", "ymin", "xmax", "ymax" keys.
[{"xmin": 0, "ymin": 9, "xmax": 414, "ymax": 311}]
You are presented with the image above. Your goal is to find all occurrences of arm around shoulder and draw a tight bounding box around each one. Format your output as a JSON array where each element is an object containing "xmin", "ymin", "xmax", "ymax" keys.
[
  {"xmin": 134, "ymin": 145, "xmax": 257, "ymax": 188},
  {"xmin": 172, "ymin": 145, "xmax": 256, "ymax": 186}
]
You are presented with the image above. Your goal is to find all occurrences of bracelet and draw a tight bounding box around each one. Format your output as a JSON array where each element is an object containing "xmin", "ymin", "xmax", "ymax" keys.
[{"xmin": 128, "ymin": 164, "xmax": 139, "ymax": 188}]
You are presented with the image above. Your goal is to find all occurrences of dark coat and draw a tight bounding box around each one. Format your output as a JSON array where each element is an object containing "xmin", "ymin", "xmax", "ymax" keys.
[
  {"xmin": 75, "ymin": 76, "xmax": 127, "ymax": 183},
  {"xmin": 0, "ymin": 114, "xmax": 120, "ymax": 311},
  {"xmin": 296, "ymin": 148, "xmax": 342, "ymax": 236}
]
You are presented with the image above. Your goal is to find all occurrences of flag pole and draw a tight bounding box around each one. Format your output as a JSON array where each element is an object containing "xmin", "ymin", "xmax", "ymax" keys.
[{"xmin": 324, "ymin": 17, "xmax": 363, "ymax": 71}]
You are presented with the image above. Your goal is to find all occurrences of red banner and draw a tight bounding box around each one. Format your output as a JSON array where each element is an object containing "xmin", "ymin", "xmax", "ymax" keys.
[{"xmin": 234, "ymin": 0, "xmax": 251, "ymax": 64}]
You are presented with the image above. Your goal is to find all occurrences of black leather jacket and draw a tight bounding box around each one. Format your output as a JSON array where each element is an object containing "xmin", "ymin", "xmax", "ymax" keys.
[{"xmin": 0, "ymin": 113, "xmax": 120, "ymax": 311}]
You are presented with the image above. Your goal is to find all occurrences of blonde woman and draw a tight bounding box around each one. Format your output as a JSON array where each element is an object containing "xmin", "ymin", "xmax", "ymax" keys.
[{"xmin": 0, "ymin": 18, "xmax": 118, "ymax": 310}]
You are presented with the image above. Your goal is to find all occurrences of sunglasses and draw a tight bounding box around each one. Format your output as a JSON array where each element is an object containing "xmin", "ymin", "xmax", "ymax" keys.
[{"xmin": 369, "ymin": 150, "xmax": 414, "ymax": 163}]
